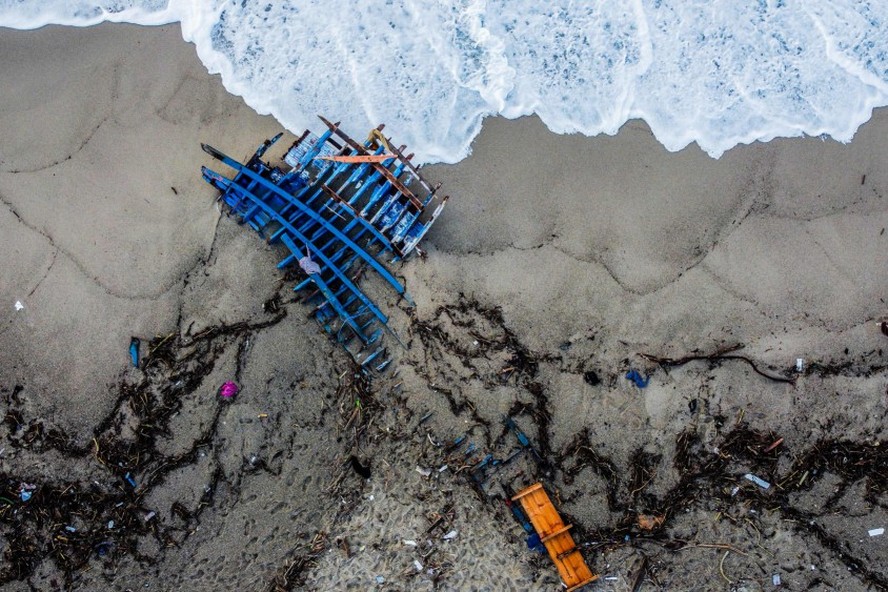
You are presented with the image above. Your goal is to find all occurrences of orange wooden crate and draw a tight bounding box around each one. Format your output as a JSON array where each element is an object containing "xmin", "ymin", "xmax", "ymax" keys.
[{"xmin": 512, "ymin": 482, "xmax": 598, "ymax": 591}]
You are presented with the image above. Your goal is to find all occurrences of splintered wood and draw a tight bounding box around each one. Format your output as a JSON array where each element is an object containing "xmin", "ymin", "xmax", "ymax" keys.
[{"xmin": 511, "ymin": 482, "xmax": 598, "ymax": 591}]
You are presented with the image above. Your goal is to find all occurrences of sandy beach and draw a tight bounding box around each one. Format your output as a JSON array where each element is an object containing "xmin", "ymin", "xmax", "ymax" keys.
[{"xmin": 1, "ymin": 22, "xmax": 886, "ymax": 592}]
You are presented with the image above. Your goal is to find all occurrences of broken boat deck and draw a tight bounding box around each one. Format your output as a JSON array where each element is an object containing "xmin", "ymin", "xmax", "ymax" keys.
[{"xmin": 200, "ymin": 117, "xmax": 449, "ymax": 369}]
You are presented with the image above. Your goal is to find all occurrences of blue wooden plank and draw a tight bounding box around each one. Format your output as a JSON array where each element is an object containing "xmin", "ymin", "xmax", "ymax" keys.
[
  {"xmin": 228, "ymin": 184, "xmax": 390, "ymax": 329},
  {"xmin": 277, "ymin": 234, "xmax": 372, "ymax": 343}
]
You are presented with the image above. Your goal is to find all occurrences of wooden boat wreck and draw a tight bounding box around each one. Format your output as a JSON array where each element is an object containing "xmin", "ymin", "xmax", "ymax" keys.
[{"xmin": 200, "ymin": 117, "xmax": 449, "ymax": 370}]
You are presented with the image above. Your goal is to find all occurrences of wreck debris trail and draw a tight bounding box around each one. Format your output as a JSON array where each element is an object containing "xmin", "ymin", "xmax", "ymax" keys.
[
  {"xmin": 406, "ymin": 293, "xmax": 888, "ymax": 590},
  {"xmin": 0, "ymin": 309, "xmax": 291, "ymax": 587},
  {"xmin": 638, "ymin": 343, "xmax": 796, "ymax": 384}
]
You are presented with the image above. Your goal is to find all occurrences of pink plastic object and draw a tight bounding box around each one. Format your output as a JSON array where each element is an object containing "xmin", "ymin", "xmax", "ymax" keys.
[{"xmin": 219, "ymin": 381, "xmax": 239, "ymax": 400}]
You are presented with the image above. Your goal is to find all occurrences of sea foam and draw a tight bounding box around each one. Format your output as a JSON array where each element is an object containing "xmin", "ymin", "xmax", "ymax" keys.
[{"xmin": 1, "ymin": 0, "xmax": 886, "ymax": 163}]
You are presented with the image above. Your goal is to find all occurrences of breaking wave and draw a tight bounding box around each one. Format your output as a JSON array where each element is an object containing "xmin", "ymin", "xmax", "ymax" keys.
[{"xmin": 1, "ymin": 0, "xmax": 887, "ymax": 163}]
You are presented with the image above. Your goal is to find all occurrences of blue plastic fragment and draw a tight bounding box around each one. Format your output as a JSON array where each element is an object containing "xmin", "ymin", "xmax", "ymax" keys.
[
  {"xmin": 20, "ymin": 490, "xmax": 31, "ymax": 502},
  {"xmin": 526, "ymin": 533, "xmax": 545, "ymax": 553},
  {"xmin": 129, "ymin": 337, "xmax": 140, "ymax": 368},
  {"xmin": 625, "ymin": 369, "xmax": 649, "ymax": 388},
  {"xmin": 124, "ymin": 473, "xmax": 137, "ymax": 488}
]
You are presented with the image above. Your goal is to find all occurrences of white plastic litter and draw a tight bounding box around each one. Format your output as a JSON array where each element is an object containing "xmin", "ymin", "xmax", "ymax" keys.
[
  {"xmin": 14, "ymin": 301, "xmax": 23, "ymax": 311},
  {"xmin": 796, "ymin": 358, "xmax": 804, "ymax": 372},
  {"xmin": 415, "ymin": 466, "xmax": 432, "ymax": 477},
  {"xmin": 773, "ymin": 573, "xmax": 781, "ymax": 586},
  {"xmin": 402, "ymin": 539, "xmax": 418, "ymax": 547},
  {"xmin": 869, "ymin": 528, "xmax": 884, "ymax": 537},
  {"xmin": 413, "ymin": 560, "xmax": 423, "ymax": 572},
  {"xmin": 442, "ymin": 530, "xmax": 458, "ymax": 540},
  {"xmin": 299, "ymin": 254, "xmax": 321, "ymax": 275},
  {"xmin": 744, "ymin": 473, "xmax": 771, "ymax": 489}
]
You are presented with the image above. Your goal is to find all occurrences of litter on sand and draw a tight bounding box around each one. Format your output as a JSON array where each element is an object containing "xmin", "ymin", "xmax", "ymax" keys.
[
  {"xmin": 218, "ymin": 381, "xmax": 239, "ymax": 400},
  {"xmin": 129, "ymin": 337, "xmax": 141, "ymax": 367},
  {"xmin": 868, "ymin": 528, "xmax": 884, "ymax": 537},
  {"xmin": 19, "ymin": 483, "xmax": 36, "ymax": 502},
  {"xmin": 773, "ymin": 573, "xmax": 782, "ymax": 586},
  {"xmin": 744, "ymin": 473, "xmax": 771, "ymax": 489},
  {"xmin": 14, "ymin": 301, "xmax": 24, "ymax": 311},
  {"xmin": 442, "ymin": 530, "xmax": 458, "ymax": 540},
  {"xmin": 625, "ymin": 369, "xmax": 649, "ymax": 388}
]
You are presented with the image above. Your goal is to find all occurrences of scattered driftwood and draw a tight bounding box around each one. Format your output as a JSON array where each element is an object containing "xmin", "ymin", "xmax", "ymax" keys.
[{"xmin": 639, "ymin": 344, "xmax": 796, "ymax": 384}]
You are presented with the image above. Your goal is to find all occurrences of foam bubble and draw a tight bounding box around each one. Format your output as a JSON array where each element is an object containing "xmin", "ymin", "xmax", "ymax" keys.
[{"xmin": 1, "ymin": 0, "xmax": 886, "ymax": 163}]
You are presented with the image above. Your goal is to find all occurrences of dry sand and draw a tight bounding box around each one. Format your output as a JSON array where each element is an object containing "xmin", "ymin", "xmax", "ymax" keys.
[{"xmin": 0, "ymin": 22, "xmax": 886, "ymax": 592}]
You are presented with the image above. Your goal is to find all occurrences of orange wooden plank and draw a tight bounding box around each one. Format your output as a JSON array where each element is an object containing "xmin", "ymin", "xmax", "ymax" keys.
[
  {"xmin": 512, "ymin": 483, "xmax": 598, "ymax": 591},
  {"xmin": 541, "ymin": 524, "xmax": 573, "ymax": 543},
  {"xmin": 314, "ymin": 153, "xmax": 396, "ymax": 163}
]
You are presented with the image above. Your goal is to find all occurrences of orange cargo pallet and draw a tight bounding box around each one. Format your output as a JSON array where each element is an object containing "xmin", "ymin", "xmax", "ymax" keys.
[{"xmin": 512, "ymin": 482, "xmax": 598, "ymax": 591}]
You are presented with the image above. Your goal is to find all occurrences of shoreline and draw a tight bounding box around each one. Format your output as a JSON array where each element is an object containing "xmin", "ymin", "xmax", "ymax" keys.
[{"xmin": 1, "ymin": 22, "xmax": 886, "ymax": 592}]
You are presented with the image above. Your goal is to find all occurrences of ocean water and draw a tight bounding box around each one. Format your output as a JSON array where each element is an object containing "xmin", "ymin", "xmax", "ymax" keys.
[{"xmin": 1, "ymin": 0, "xmax": 886, "ymax": 163}]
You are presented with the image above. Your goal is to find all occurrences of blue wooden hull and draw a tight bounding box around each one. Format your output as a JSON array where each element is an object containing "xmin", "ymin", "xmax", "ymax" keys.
[{"xmin": 200, "ymin": 117, "xmax": 449, "ymax": 370}]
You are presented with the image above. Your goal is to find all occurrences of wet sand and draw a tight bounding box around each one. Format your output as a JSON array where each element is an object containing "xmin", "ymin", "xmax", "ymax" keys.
[{"xmin": 0, "ymin": 22, "xmax": 886, "ymax": 592}]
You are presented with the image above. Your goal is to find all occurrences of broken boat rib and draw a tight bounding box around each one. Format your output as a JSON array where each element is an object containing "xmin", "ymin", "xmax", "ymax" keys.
[{"xmin": 200, "ymin": 116, "xmax": 449, "ymax": 368}]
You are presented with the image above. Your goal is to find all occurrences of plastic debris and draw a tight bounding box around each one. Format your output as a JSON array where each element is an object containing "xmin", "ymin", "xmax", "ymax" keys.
[
  {"xmin": 299, "ymin": 249, "xmax": 322, "ymax": 275},
  {"xmin": 144, "ymin": 511, "xmax": 156, "ymax": 522},
  {"xmin": 438, "ymin": 464, "xmax": 449, "ymax": 473},
  {"xmin": 730, "ymin": 486, "xmax": 740, "ymax": 497},
  {"xmin": 124, "ymin": 472, "xmax": 137, "ymax": 488},
  {"xmin": 19, "ymin": 483, "xmax": 36, "ymax": 502},
  {"xmin": 14, "ymin": 301, "xmax": 24, "ymax": 311},
  {"xmin": 796, "ymin": 358, "xmax": 804, "ymax": 372},
  {"xmin": 218, "ymin": 381, "xmax": 239, "ymax": 400},
  {"xmin": 107, "ymin": 520, "xmax": 115, "ymax": 529},
  {"xmin": 525, "ymin": 533, "xmax": 545, "ymax": 553},
  {"xmin": 415, "ymin": 466, "xmax": 432, "ymax": 477},
  {"xmin": 625, "ymin": 369, "xmax": 649, "ymax": 388},
  {"xmin": 442, "ymin": 530, "xmax": 458, "ymax": 540},
  {"xmin": 604, "ymin": 576, "xmax": 619, "ymax": 581},
  {"xmin": 375, "ymin": 575, "xmax": 385, "ymax": 584},
  {"xmin": 773, "ymin": 573, "xmax": 782, "ymax": 586},
  {"xmin": 744, "ymin": 473, "xmax": 771, "ymax": 489},
  {"xmin": 413, "ymin": 560, "xmax": 423, "ymax": 572},
  {"xmin": 129, "ymin": 337, "xmax": 141, "ymax": 367},
  {"xmin": 869, "ymin": 528, "xmax": 885, "ymax": 537},
  {"xmin": 65, "ymin": 526, "xmax": 77, "ymax": 532},
  {"xmin": 402, "ymin": 539, "xmax": 417, "ymax": 547}
]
